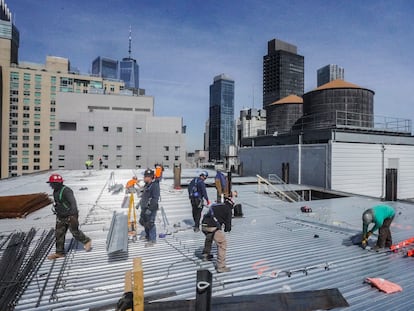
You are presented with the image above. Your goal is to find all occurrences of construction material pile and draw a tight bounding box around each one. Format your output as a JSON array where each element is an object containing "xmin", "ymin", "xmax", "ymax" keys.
[{"xmin": 0, "ymin": 193, "xmax": 52, "ymax": 219}]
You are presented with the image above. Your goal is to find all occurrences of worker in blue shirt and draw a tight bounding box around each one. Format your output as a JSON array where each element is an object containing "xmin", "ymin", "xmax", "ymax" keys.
[{"xmin": 362, "ymin": 204, "xmax": 395, "ymax": 250}]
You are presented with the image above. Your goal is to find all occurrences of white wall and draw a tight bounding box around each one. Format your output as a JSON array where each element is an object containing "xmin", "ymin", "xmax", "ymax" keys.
[{"xmin": 331, "ymin": 142, "xmax": 414, "ymax": 199}]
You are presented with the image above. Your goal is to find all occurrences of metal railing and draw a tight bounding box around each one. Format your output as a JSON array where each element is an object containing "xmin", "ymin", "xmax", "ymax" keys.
[{"xmin": 257, "ymin": 174, "xmax": 303, "ymax": 202}]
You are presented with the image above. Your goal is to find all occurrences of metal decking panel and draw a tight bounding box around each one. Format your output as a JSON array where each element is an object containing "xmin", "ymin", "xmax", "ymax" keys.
[{"xmin": 1, "ymin": 169, "xmax": 414, "ymax": 310}]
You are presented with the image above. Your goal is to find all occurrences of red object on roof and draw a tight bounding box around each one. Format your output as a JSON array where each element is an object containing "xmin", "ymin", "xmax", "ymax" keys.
[{"xmin": 365, "ymin": 278, "xmax": 402, "ymax": 294}]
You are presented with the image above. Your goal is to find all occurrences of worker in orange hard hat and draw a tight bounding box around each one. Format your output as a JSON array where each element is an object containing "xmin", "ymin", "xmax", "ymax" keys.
[{"xmin": 46, "ymin": 173, "xmax": 92, "ymax": 260}]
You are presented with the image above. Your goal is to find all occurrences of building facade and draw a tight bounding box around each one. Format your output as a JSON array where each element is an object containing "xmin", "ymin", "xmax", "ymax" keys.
[
  {"xmin": 236, "ymin": 108, "xmax": 266, "ymax": 146},
  {"xmin": 52, "ymin": 92, "xmax": 186, "ymax": 170},
  {"xmin": 263, "ymin": 38, "xmax": 304, "ymax": 108},
  {"xmin": 91, "ymin": 56, "xmax": 118, "ymax": 80},
  {"xmin": 209, "ymin": 74, "xmax": 235, "ymax": 161},
  {"xmin": 317, "ymin": 64, "xmax": 344, "ymax": 87}
]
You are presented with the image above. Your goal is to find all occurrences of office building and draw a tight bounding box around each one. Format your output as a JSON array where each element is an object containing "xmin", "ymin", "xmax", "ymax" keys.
[
  {"xmin": 52, "ymin": 92, "xmax": 186, "ymax": 169},
  {"xmin": 263, "ymin": 38, "xmax": 304, "ymax": 108},
  {"xmin": 209, "ymin": 74, "xmax": 235, "ymax": 161},
  {"xmin": 236, "ymin": 108, "xmax": 266, "ymax": 146},
  {"xmin": 91, "ymin": 56, "xmax": 118, "ymax": 80},
  {"xmin": 317, "ymin": 64, "xmax": 344, "ymax": 87},
  {"xmin": 119, "ymin": 57, "xmax": 139, "ymax": 89}
]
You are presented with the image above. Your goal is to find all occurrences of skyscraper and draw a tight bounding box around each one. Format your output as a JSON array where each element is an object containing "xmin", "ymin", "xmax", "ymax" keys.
[
  {"xmin": 119, "ymin": 28, "xmax": 139, "ymax": 89},
  {"xmin": 317, "ymin": 64, "xmax": 345, "ymax": 86},
  {"xmin": 209, "ymin": 74, "xmax": 235, "ymax": 161},
  {"xmin": 263, "ymin": 38, "xmax": 304, "ymax": 108},
  {"xmin": 92, "ymin": 56, "xmax": 118, "ymax": 80}
]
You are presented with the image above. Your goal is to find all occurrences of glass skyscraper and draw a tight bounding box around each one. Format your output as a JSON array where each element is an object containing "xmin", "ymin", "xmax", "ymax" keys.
[
  {"xmin": 91, "ymin": 57, "xmax": 118, "ymax": 80},
  {"xmin": 209, "ymin": 74, "xmax": 235, "ymax": 161},
  {"xmin": 119, "ymin": 57, "xmax": 139, "ymax": 89}
]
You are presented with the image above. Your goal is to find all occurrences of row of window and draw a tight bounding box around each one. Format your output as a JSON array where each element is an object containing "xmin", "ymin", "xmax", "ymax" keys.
[
  {"xmin": 58, "ymin": 154, "xmax": 179, "ymax": 161},
  {"xmin": 9, "ymin": 157, "xmax": 40, "ymax": 163},
  {"xmin": 9, "ymin": 150, "xmax": 40, "ymax": 155},
  {"xmin": 10, "ymin": 143, "xmax": 41, "ymax": 148},
  {"xmin": 9, "ymin": 165, "xmax": 41, "ymax": 172},
  {"xmin": 9, "ymin": 135, "xmax": 41, "ymax": 141},
  {"xmin": 59, "ymin": 144, "xmax": 180, "ymax": 152},
  {"xmin": 10, "ymin": 120, "xmax": 42, "ymax": 126}
]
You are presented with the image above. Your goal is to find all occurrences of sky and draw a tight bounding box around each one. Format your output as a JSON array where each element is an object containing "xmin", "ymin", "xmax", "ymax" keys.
[{"xmin": 10, "ymin": 0, "xmax": 414, "ymax": 151}]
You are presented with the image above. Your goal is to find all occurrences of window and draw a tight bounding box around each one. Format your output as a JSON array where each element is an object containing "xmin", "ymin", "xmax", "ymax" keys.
[
  {"xmin": 88, "ymin": 126, "xmax": 94, "ymax": 131},
  {"xmin": 34, "ymin": 166, "xmax": 40, "ymax": 170},
  {"xmin": 59, "ymin": 122, "xmax": 77, "ymax": 131},
  {"xmin": 34, "ymin": 136, "xmax": 40, "ymax": 141},
  {"xmin": 164, "ymin": 146, "xmax": 169, "ymax": 151},
  {"xmin": 136, "ymin": 127, "xmax": 142, "ymax": 133},
  {"xmin": 34, "ymin": 143, "xmax": 40, "ymax": 148},
  {"xmin": 22, "ymin": 158, "xmax": 29, "ymax": 164},
  {"xmin": 34, "ymin": 158, "xmax": 40, "ymax": 163},
  {"xmin": 88, "ymin": 155, "xmax": 94, "ymax": 160},
  {"xmin": 34, "ymin": 128, "xmax": 41, "ymax": 133},
  {"xmin": 102, "ymin": 145, "xmax": 108, "ymax": 150},
  {"xmin": 22, "ymin": 150, "xmax": 29, "ymax": 156},
  {"xmin": 103, "ymin": 155, "xmax": 109, "ymax": 160},
  {"xmin": 136, "ymin": 155, "xmax": 141, "ymax": 160},
  {"xmin": 136, "ymin": 145, "xmax": 142, "ymax": 150},
  {"xmin": 164, "ymin": 156, "xmax": 169, "ymax": 161},
  {"xmin": 23, "ymin": 128, "xmax": 29, "ymax": 133},
  {"xmin": 23, "ymin": 113, "xmax": 30, "ymax": 118},
  {"xmin": 88, "ymin": 145, "xmax": 94, "ymax": 151},
  {"xmin": 34, "ymin": 150, "xmax": 40, "ymax": 155},
  {"xmin": 22, "ymin": 143, "xmax": 29, "ymax": 148},
  {"xmin": 103, "ymin": 126, "xmax": 109, "ymax": 132},
  {"xmin": 116, "ymin": 145, "xmax": 122, "ymax": 151},
  {"xmin": 50, "ymin": 107, "xmax": 55, "ymax": 113},
  {"xmin": 117, "ymin": 127, "xmax": 123, "ymax": 133},
  {"xmin": 175, "ymin": 156, "xmax": 179, "ymax": 161},
  {"xmin": 22, "ymin": 136, "xmax": 29, "ymax": 141},
  {"xmin": 34, "ymin": 121, "xmax": 40, "ymax": 126},
  {"xmin": 59, "ymin": 145, "xmax": 65, "ymax": 150},
  {"xmin": 175, "ymin": 146, "xmax": 180, "ymax": 151},
  {"xmin": 9, "ymin": 150, "xmax": 17, "ymax": 156},
  {"xmin": 22, "ymin": 165, "xmax": 29, "ymax": 171}
]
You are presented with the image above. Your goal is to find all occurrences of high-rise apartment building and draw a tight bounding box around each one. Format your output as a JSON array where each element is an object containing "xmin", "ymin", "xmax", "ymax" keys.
[
  {"xmin": 263, "ymin": 38, "xmax": 304, "ymax": 108},
  {"xmin": 91, "ymin": 56, "xmax": 118, "ymax": 80},
  {"xmin": 317, "ymin": 64, "xmax": 345, "ymax": 86},
  {"xmin": 209, "ymin": 74, "xmax": 235, "ymax": 161},
  {"xmin": 0, "ymin": 3, "xmax": 125, "ymax": 178}
]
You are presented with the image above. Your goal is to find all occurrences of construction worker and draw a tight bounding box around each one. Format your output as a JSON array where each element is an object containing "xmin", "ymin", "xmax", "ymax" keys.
[
  {"xmin": 201, "ymin": 201, "xmax": 232, "ymax": 273},
  {"xmin": 188, "ymin": 171, "xmax": 210, "ymax": 232},
  {"xmin": 362, "ymin": 204, "xmax": 396, "ymax": 250},
  {"xmin": 139, "ymin": 169, "xmax": 160, "ymax": 247},
  {"xmin": 85, "ymin": 159, "xmax": 93, "ymax": 169},
  {"xmin": 214, "ymin": 169, "xmax": 227, "ymax": 202},
  {"xmin": 46, "ymin": 173, "xmax": 92, "ymax": 260}
]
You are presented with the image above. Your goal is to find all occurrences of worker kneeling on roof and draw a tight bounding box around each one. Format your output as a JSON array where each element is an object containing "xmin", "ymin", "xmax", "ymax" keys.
[
  {"xmin": 201, "ymin": 200, "xmax": 233, "ymax": 273},
  {"xmin": 362, "ymin": 204, "xmax": 395, "ymax": 251}
]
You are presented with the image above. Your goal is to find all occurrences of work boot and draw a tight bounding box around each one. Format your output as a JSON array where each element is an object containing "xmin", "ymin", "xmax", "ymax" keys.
[
  {"xmin": 193, "ymin": 227, "xmax": 200, "ymax": 233},
  {"xmin": 217, "ymin": 266, "xmax": 231, "ymax": 273},
  {"xmin": 202, "ymin": 254, "xmax": 213, "ymax": 261},
  {"xmin": 47, "ymin": 253, "xmax": 65, "ymax": 260},
  {"xmin": 84, "ymin": 240, "xmax": 92, "ymax": 252},
  {"xmin": 145, "ymin": 241, "xmax": 156, "ymax": 247}
]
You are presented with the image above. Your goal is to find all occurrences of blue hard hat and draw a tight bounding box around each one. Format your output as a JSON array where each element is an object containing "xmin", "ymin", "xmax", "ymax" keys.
[{"xmin": 199, "ymin": 171, "xmax": 208, "ymax": 177}]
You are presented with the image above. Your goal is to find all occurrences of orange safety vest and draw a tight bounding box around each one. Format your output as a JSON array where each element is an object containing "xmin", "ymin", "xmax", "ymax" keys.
[{"xmin": 155, "ymin": 166, "xmax": 162, "ymax": 178}]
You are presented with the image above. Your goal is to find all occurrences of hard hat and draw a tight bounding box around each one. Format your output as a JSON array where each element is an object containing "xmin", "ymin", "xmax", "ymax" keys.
[
  {"xmin": 47, "ymin": 173, "xmax": 63, "ymax": 183},
  {"xmin": 362, "ymin": 209, "xmax": 373, "ymax": 224},
  {"xmin": 199, "ymin": 171, "xmax": 208, "ymax": 177},
  {"xmin": 144, "ymin": 169, "xmax": 154, "ymax": 177}
]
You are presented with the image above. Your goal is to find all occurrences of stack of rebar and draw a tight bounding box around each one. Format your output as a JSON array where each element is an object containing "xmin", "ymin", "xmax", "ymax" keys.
[
  {"xmin": 0, "ymin": 228, "xmax": 55, "ymax": 310},
  {"xmin": 0, "ymin": 193, "xmax": 52, "ymax": 219}
]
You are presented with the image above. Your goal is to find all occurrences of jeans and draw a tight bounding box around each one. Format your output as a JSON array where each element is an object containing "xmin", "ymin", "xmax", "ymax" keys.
[
  {"xmin": 140, "ymin": 209, "xmax": 157, "ymax": 242},
  {"xmin": 55, "ymin": 214, "xmax": 90, "ymax": 254}
]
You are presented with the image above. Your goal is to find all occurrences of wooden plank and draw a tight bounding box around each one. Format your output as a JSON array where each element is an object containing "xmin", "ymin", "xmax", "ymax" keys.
[{"xmin": 133, "ymin": 257, "xmax": 144, "ymax": 311}]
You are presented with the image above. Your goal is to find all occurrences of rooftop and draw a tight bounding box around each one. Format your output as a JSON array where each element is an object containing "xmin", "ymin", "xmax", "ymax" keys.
[{"xmin": 1, "ymin": 169, "xmax": 414, "ymax": 310}]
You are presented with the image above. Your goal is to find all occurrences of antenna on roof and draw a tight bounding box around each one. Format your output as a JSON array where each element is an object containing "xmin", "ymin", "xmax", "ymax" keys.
[{"xmin": 128, "ymin": 26, "xmax": 132, "ymax": 59}]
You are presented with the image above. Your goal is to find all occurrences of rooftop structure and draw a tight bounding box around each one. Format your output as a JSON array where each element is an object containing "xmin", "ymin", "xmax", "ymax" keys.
[{"xmin": 1, "ymin": 169, "xmax": 414, "ymax": 309}]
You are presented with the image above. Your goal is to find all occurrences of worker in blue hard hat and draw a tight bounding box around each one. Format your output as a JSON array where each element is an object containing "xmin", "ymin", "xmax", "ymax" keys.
[
  {"xmin": 188, "ymin": 171, "xmax": 210, "ymax": 232},
  {"xmin": 362, "ymin": 204, "xmax": 395, "ymax": 251}
]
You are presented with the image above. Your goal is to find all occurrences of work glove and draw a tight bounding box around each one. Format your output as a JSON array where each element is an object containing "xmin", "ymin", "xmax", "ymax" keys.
[
  {"xmin": 361, "ymin": 239, "xmax": 368, "ymax": 249},
  {"xmin": 145, "ymin": 209, "xmax": 152, "ymax": 216}
]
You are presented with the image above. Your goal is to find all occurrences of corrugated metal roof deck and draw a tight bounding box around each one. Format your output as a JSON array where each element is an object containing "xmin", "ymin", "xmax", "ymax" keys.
[{"xmin": 1, "ymin": 169, "xmax": 414, "ymax": 310}]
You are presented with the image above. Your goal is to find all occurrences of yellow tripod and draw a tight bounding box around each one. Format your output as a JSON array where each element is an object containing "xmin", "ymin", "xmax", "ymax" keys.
[{"xmin": 127, "ymin": 193, "xmax": 137, "ymax": 239}]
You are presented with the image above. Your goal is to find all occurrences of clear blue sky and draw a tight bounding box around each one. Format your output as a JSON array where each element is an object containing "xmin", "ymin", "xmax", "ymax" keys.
[{"xmin": 11, "ymin": 0, "xmax": 414, "ymax": 151}]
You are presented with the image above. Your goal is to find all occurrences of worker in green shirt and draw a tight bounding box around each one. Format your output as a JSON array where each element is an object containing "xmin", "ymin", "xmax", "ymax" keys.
[{"xmin": 362, "ymin": 204, "xmax": 395, "ymax": 250}]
